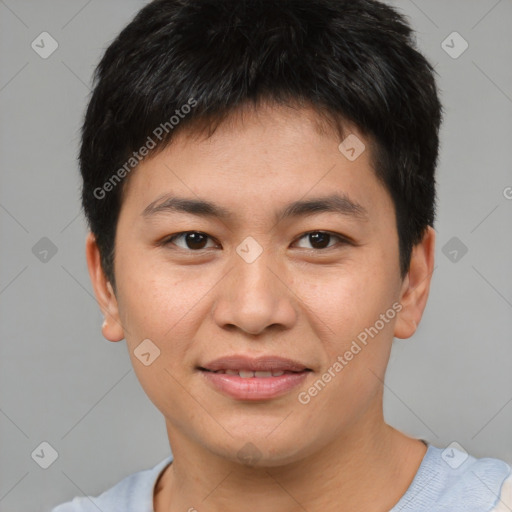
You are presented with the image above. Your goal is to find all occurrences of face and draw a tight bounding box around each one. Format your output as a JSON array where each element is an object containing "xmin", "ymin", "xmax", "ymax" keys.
[{"xmin": 88, "ymin": 103, "xmax": 432, "ymax": 466}]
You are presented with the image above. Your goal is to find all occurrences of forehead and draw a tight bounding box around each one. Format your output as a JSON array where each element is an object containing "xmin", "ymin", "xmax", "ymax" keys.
[{"xmin": 118, "ymin": 103, "xmax": 394, "ymax": 226}]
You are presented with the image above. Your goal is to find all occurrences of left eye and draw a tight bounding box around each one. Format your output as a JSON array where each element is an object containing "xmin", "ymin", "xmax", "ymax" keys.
[{"xmin": 294, "ymin": 231, "xmax": 347, "ymax": 250}]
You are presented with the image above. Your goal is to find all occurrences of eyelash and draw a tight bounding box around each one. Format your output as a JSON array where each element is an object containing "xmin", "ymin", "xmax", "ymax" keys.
[{"xmin": 160, "ymin": 231, "xmax": 352, "ymax": 252}]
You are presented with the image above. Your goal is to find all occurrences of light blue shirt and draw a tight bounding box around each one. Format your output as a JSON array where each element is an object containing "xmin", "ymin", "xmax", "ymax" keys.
[{"xmin": 52, "ymin": 443, "xmax": 512, "ymax": 511}]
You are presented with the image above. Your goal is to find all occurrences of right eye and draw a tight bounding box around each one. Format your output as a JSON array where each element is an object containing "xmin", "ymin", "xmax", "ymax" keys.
[{"xmin": 161, "ymin": 231, "xmax": 219, "ymax": 251}]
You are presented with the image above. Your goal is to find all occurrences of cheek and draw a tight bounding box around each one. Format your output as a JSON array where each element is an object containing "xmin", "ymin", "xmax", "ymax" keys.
[
  {"xmin": 116, "ymin": 256, "xmax": 207, "ymax": 341},
  {"xmin": 295, "ymin": 264, "xmax": 397, "ymax": 417},
  {"xmin": 294, "ymin": 273, "xmax": 396, "ymax": 435},
  {"xmin": 299, "ymin": 265, "xmax": 396, "ymax": 348},
  {"xmin": 113, "ymin": 264, "xmax": 207, "ymax": 421}
]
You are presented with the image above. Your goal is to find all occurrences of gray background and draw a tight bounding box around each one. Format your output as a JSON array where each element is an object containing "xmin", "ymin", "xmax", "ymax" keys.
[{"xmin": 0, "ymin": 1, "xmax": 511, "ymax": 510}]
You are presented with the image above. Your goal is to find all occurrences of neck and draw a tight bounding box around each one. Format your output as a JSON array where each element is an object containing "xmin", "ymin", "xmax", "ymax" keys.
[{"xmin": 155, "ymin": 400, "xmax": 427, "ymax": 512}]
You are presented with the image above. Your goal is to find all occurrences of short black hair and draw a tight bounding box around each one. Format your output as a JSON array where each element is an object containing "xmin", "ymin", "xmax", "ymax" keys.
[{"xmin": 80, "ymin": 0, "xmax": 442, "ymax": 290}]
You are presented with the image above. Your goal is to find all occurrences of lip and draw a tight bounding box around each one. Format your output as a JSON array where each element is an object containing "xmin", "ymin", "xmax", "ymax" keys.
[
  {"xmin": 200, "ymin": 355, "xmax": 310, "ymax": 372},
  {"xmin": 198, "ymin": 355, "xmax": 312, "ymax": 401}
]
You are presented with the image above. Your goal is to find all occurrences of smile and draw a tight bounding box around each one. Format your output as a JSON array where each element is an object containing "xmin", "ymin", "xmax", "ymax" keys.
[{"xmin": 202, "ymin": 369, "xmax": 300, "ymax": 378}]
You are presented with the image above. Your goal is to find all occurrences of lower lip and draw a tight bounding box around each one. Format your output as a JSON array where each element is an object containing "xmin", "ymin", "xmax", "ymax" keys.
[{"xmin": 200, "ymin": 370, "xmax": 310, "ymax": 400}]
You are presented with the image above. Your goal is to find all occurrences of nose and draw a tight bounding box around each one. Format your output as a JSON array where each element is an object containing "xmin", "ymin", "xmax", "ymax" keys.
[{"xmin": 212, "ymin": 249, "xmax": 298, "ymax": 336}]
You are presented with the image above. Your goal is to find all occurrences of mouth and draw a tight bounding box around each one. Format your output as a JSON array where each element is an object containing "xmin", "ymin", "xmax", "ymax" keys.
[
  {"xmin": 198, "ymin": 355, "xmax": 312, "ymax": 400},
  {"xmin": 200, "ymin": 368, "xmax": 304, "ymax": 378}
]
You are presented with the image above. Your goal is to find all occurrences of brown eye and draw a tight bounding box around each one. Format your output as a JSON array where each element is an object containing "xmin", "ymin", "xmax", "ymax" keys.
[
  {"xmin": 294, "ymin": 231, "xmax": 348, "ymax": 250},
  {"xmin": 164, "ymin": 231, "xmax": 216, "ymax": 250}
]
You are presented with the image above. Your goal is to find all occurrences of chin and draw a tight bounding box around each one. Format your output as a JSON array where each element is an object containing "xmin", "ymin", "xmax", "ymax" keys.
[{"xmin": 210, "ymin": 431, "xmax": 312, "ymax": 468}]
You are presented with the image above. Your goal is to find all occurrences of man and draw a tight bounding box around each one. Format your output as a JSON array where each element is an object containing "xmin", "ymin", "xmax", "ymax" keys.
[{"xmin": 53, "ymin": 0, "xmax": 512, "ymax": 510}]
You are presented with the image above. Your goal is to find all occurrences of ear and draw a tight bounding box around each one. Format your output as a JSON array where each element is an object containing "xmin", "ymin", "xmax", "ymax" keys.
[
  {"xmin": 85, "ymin": 232, "xmax": 125, "ymax": 342},
  {"xmin": 394, "ymin": 226, "xmax": 436, "ymax": 339}
]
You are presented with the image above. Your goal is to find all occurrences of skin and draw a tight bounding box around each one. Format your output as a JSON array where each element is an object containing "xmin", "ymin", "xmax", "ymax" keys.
[{"xmin": 86, "ymin": 102, "xmax": 435, "ymax": 512}]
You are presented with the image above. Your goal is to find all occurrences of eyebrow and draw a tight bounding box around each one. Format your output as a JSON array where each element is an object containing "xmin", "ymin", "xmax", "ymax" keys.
[{"xmin": 142, "ymin": 193, "xmax": 369, "ymax": 224}]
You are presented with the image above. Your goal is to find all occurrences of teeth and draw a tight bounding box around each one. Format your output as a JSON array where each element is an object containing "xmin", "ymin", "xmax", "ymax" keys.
[
  {"xmin": 254, "ymin": 371, "xmax": 272, "ymax": 378},
  {"xmin": 211, "ymin": 369, "xmax": 289, "ymax": 377}
]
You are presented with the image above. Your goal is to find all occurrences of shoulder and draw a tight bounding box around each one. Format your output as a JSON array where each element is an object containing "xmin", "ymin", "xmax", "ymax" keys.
[
  {"xmin": 442, "ymin": 450, "xmax": 512, "ymax": 511},
  {"xmin": 50, "ymin": 455, "xmax": 173, "ymax": 512},
  {"xmin": 491, "ymin": 471, "xmax": 512, "ymax": 511},
  {"xmin": 393, "ymin": 443, "xmax": 512, "ymax": 512}
]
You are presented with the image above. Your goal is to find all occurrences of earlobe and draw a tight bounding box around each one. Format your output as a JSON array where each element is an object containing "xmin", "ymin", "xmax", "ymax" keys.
[
  {"xmin": 85, "ymin": 232, "xmax": 125, "ymax": 342},
  {"xmin": 101, "ymin": 315, "xmax": 124, "ymax": 342},
  {"xmin": 393, "ymin": 226, "xmax": 436, "ymax": 340}
]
